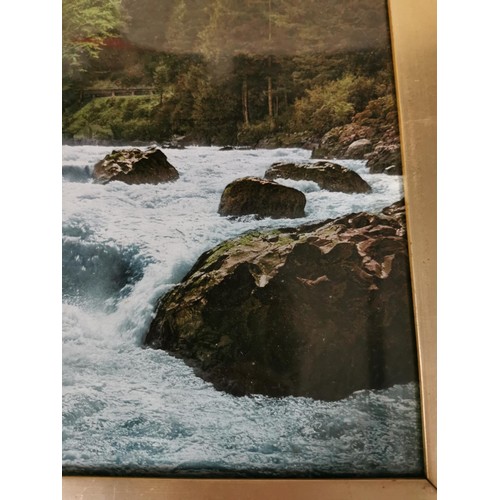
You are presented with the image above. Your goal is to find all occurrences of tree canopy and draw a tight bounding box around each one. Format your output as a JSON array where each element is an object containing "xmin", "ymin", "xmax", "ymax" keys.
[{"xmin": 63, "ymin": 0, "xmax": 122, "ymax": 78}]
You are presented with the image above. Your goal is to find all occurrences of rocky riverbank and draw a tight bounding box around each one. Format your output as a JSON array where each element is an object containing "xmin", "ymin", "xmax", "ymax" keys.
[{"xmin": 311, "ymin": 95, "xmax": 402, "ymax": 174}]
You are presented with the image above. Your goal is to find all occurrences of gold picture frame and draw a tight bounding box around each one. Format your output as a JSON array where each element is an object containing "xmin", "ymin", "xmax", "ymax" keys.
[{"xmin": 62, "ymin": 0, "xmax": 436, "ymax": 497}]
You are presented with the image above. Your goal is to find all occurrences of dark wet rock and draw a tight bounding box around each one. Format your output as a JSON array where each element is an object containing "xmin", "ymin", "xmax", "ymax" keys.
[
  {"xmin": 365, "ymin": 144, "xmax": 402, "ymax": 175},
  {"xmin": 265, "ymin": 161, "xmax": 371, "ymax": 193},
  {"xmin": 93, "ymin": 147, "xmax": 179, "ymax": 185},
  {"xmin": 254, "ymin": 132, "xmax": 318, "ymax": 150},
  {"xmin": 218, "ymin": 177, "xmax": 306, "ymax": 219},
  {"xmin": 384, "ymin": 165, "xmax": 400, "ymax": 176},
  {"xmin": 219, "ymin": 146, "xmax": 235, "ymax": 151},
  {"xmin": 145, "ymin": 199, "xmax": 418, "ymax": 402}
]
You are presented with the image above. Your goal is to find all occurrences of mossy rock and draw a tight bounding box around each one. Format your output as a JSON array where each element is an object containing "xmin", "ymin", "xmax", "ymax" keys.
[{"xmin": 145, "ymin": 200, "xmax": 418, "ymax": 402}]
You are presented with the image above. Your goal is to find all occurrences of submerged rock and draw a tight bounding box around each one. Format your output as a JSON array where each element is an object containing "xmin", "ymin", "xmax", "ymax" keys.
[
  {"xmin": 218, "ymin": 177, "xmax": 306, "ymax": 219},
  {"xmin": 162, "ymin": 141, "xmax": 186, "ymax": 150},
  {"xmin": 145, "ymin": 199, "xmax": 418, "ymax": 402},
  {"xmin": 265, "ymin": 161, "xmax": 371, "ymax": 193},
  {"xmin": 93, "ymin": 147, "xmax": 180, "ymax": 185}
]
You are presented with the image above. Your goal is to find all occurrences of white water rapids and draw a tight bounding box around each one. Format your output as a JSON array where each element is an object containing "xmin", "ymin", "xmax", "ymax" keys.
[{"xmin": 62, "ymin": 145, "xmax": 423, "ymax": 477}]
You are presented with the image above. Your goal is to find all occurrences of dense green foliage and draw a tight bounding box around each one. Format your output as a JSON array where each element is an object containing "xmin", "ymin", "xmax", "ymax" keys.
[
  {"xmin": 62, "ymin": 0, "xmax": 397, "ymax": 145},
  {"xmin": 63, "ymin": 0, "xmax": 122, "ymax": 78},
  {"xmin": 65, "ymin": 96, "xmax": 157, "ymax": 141}
]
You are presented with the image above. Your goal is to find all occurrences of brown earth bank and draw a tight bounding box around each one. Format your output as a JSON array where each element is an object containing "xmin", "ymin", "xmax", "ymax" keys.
[
  {"xmin": 144, "ymin": 199, "xmax": 418, "ymax": 402},
  {"xmin": 265, "ymin": 161, "xmax": 372, "ymax": 193},
  {"xmin": 92, "ymin": 147, "xmax": 180, "ymax": 184}
]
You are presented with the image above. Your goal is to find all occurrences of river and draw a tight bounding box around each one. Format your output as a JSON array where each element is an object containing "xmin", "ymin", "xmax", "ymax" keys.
[{"xmin": 62, "ymin": 145, "xmax": 423, "ymax": 477}]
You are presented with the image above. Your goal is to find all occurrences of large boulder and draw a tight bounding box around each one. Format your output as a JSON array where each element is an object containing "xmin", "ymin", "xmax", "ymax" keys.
[
  {"xmin": 145, "ymin": 200, "xmax": 418, "ymax": 402},
  {"xmin": 218, "ymin": 177, "xmax": 306, "ymax": 219},
  {"xmin": 365, "ymin": 143, "xmax": 403, "ymax": 175},
  {"xmin": 345, "ymin": 138, "xmax": 373, "ymax": 159},
  {"xmin": 93, "ymin": 147, "xmax": 180, "ymax": 185},
  {"xmin": 265, "ymin": 161, "xmax": 371, "ymax": 194}
]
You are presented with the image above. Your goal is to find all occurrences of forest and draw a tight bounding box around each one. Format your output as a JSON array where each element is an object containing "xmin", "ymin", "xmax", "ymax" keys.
[{"xmin": 62, "ymin": 0, "xmax": 398, "ymax": 147}]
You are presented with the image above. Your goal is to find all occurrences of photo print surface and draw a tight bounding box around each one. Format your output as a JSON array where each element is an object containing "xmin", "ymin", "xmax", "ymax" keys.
[{"xmin": 62, "ymin": 0, "xmax": 424, "ymax": 477}]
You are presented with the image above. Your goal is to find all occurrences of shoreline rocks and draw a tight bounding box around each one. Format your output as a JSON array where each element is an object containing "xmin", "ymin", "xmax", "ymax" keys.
[
  {"xmin": 265, "ymin": 161, "xmax": 371, "ymax": 193},
  {"xmin": 311, "ymin": 95, "xmax": 402, "ymax": 174},
  {"xmin": 365, "ymin": 142, "xmax": 402, "ymax": 175},
  {"xmin": 218, "ymin": 177, "xmax": 306, "ymax": 219},
  {"xmin": 92, "ymin": 147, "xmax": 180, "ymax": 185},
  {"xmin": 145, "ymin": 199, "xmax": 418, "ymax": 402}
]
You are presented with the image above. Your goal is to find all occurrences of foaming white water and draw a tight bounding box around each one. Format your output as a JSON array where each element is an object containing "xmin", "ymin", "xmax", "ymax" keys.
[{"xmin": 62, "ymin": 146, "xmax": 421, "ymax": 476}]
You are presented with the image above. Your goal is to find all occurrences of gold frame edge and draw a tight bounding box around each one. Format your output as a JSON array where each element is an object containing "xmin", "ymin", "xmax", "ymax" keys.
[{"xmin": 388, "ymin": 0, "xmax": 437, "ymax": 489}]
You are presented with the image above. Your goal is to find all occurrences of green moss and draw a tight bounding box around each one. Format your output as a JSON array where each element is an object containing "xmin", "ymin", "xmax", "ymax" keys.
[
  {"xmin": 235, "ymin": 231, "xmax": 261, "ymax": 246},
  {"xmin": 197, "ymin": 231, "xmax": 260, "ymax": 272},
  {"xmin": 198, "ymin": 229, "xmax": 301, "ymax": 277}
]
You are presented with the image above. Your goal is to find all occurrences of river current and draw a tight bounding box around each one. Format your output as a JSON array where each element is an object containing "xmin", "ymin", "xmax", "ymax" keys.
[{"xmin": 62, "ymin": 145, "xmax": 423, "ymax": 477}]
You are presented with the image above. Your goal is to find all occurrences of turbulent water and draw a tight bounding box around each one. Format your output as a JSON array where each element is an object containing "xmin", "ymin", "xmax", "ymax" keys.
[{"xmin": 62, "ymin": 145, "xmax": 423, "ymax": 477}]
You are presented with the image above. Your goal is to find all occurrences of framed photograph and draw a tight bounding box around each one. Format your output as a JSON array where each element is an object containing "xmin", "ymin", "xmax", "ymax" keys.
[{"xmin": 62, "ymin": 0, "xmax": 436, "ymax": 497}]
